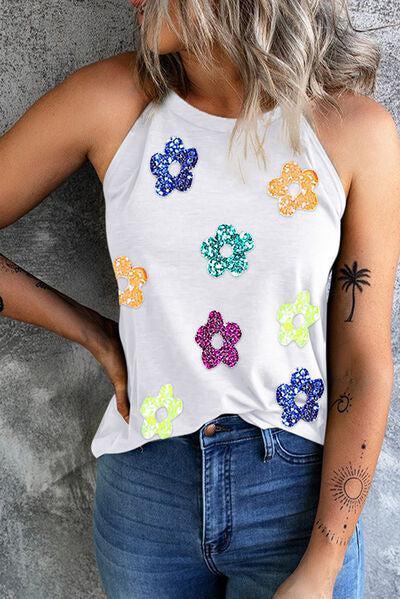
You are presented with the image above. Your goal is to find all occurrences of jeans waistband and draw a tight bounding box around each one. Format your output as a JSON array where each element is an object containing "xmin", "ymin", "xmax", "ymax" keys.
[{"xmin": 193, "ymin": 413, "xmax": 282, "ymax": 463}]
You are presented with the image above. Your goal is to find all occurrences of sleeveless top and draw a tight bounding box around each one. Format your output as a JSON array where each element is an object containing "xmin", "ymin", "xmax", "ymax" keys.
[{"xmin": 90, "ymin": 90, "xmax": 346, "ymax": 458}]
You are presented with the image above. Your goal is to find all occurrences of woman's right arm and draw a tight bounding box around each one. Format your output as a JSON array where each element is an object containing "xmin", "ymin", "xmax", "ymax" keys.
[{"xmin": 0, "ymin": 52, "xmax": 143, "ymax": 422}]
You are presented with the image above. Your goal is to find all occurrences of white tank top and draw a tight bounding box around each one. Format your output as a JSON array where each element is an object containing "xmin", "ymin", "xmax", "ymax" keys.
[{"xmin": 91, "ymin": 90, "xmax": 346, "ymax": 458}]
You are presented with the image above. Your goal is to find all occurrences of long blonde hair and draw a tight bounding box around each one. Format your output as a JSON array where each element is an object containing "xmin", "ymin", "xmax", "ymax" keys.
[{"xmin": 134, "ymin": 0, "xmax": 380, "ymax": 163}]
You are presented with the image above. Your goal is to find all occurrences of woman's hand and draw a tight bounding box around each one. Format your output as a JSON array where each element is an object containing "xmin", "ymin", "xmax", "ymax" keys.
[
  {"xmin": 273, "ymin": 549, "xmax": 341, "ymax": 599},
  {"xmin": 273, "ymin": 572, "xmax": 333, "ymax": 599},
  {"xmin": 83, "ymin": 309, "xmax": 130, "ymax": 424}
]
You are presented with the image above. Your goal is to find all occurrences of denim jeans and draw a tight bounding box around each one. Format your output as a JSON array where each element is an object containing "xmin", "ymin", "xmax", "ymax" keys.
[{"xmin": 92, "ymin": 414, "xmax": 365, "ymax": 598}]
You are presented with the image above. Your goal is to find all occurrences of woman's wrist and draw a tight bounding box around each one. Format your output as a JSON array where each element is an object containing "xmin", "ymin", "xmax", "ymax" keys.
[
  {"xmin": 301, "ymin": 530, "xmax": 346, "ymax": 579},
  {"xmin": 71, "ymin": 302, "xmax": 116, "ymax": 357}
]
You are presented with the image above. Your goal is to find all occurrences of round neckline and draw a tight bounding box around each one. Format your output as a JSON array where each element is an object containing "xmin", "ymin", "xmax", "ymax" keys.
[{"xmin": 164, "ymin": 89, "xmax": 281, "ymax": 132}]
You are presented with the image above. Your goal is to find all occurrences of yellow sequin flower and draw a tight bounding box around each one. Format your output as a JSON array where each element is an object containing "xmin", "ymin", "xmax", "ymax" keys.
[
  {"xmin": 268, "ymin": 161, "xmax": 319, "ymax": 216},
  {"xmin": 277, "ymin": 290, "xmax": 320, "ymax": 347},
  {"xmin": 140, "ymin": 384, "xmax": 183, "ymax": 440},
  {"xmin": 113, "ymin": 255, "xmax": 147, "ymax": 308}
]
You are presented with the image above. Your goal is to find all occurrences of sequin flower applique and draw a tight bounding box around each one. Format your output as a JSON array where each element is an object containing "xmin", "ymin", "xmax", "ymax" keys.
[
  {"xmin": 268, "ymin": 161, "xmax": 319, "ymax": 216},
  {"xmin": 276, "ymin": 367, "xmax": 324, "ymax": 427},
  {"xmin": 201, "ymin": 224, "xmax": 254, "ymax": 277},
  {"xmin": 150, "ymin": 136, "xmax": 198, "ymax": 196},
  {"xmin": 277, "ymin": 290, "xmax": 320, "ymax": 347},
  {"xmin": 140, "ymin": 384, "xmax": 183, "ymax": 440},
  {"xmin": 113, "ymin": 256, "xmax": 148, "ymax": 308},
  {"xmin": 195, "ymin": 310, "xmax": 242, "ymax": 369}
]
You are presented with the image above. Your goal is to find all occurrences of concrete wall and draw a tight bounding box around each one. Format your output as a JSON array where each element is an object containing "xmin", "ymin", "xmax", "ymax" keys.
[{"xmin": 0, "ymin": 1, "xmax": 398, "ymax": 597}]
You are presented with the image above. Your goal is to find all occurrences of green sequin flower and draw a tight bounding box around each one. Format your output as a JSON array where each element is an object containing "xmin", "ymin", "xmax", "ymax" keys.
[
  {"xmin": 201, "ymin": 224, "xmax": 254, "ymax": 277},
  {"xmin": 277, "ymin": 290, "xmax": 320, "ymax": 347},
  {"xmin": 140, "ymin": 384, "xmax": 183, "ymax": 440}
]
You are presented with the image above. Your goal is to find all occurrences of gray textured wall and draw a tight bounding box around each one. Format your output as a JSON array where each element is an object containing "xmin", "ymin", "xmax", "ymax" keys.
[{"xmin": 0, "ymin": 1, "xmax": 399, "ymax": 597}]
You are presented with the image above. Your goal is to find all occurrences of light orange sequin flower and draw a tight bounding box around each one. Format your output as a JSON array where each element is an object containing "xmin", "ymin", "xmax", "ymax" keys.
[
  {"xmin": 113, "ymin": 256, "xmax": 148, "ymax": 308},
  {"xmin": 268, "ymin": 161, "xmax": 319, "ymax": 216}
]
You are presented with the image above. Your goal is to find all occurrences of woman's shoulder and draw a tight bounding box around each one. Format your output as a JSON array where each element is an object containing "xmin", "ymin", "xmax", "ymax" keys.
[
  {"xmin": 313, "ymin": 92, "xmax": 397, "ymax": 153},
  {"xmin": 69, "ymin": 51, "xmax": 150, "ymax": 183},
  {"xmin": 309, "ymin": 92, "xmax": 398, "ymax": 198},
  {"xmin": 66, "ymin": 50, "xmax": 147, "ymax": 123}
]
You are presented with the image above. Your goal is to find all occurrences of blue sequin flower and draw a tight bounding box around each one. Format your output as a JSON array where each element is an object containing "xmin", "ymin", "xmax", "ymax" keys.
[
  {"xmin": 201, "ymin": 224, "xmax": 254, "ymax": 277},
  {"xmin": 276, "ymin": 367, "xmax": 324, "ymax": 427},
  {"xmin": 150, "ymin": 136, "xmax": 198, "ymax": 196}
]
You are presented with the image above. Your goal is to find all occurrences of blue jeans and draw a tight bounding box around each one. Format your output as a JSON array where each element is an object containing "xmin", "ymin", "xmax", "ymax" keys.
[{"xmin": 92, "ymin": 414, "xmax": 365, "ymax": 598}]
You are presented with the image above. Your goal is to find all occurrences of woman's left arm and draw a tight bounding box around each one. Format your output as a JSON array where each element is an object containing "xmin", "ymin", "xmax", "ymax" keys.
[
  {"xmin": 275, "ymin": 97, "xmax": 400, "ymax": 598},
  {"xmin": 302, "ymin": 99, "xmax": 400, "ymax": 588}
]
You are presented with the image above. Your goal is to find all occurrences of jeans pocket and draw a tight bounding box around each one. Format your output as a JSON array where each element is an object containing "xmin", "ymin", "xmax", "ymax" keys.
[{"xmin": 274, "ymin": 429, "xmax": 324, "ymax": 464}]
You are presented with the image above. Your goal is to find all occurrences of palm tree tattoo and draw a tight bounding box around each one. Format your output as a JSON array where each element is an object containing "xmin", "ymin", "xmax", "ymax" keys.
[{"xmin": 338, "ymin": 261, "xmax": 371, "ymax": 322}]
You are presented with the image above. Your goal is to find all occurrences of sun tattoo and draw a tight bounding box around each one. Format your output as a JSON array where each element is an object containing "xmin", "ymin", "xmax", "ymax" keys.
[
  {"xmin": 329, "ymin": 390, "xmax": 352, "ymax": 413},
  {"xmin": 315, "ymin": 443, "xmax": 370, "ymax": 544},
  {"xmin": 330, "ymin": 462, "xmax": 371, "ymax": 513},
  {"xmin": 337, "ymin": 261, "xmax": 371, "ymax": 322}
]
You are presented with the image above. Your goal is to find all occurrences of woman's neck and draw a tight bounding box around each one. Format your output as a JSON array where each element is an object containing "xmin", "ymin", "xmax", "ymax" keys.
[
  {"xmin": 178, "ymin": 46, "xmax": 275, "ymax": 118},
  {"xmin": 179, "ymin": 47, "xmax": 245, "ymax": 118}
]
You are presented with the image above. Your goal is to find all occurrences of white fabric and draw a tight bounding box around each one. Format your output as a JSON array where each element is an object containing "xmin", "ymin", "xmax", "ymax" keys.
[{"xmin": 91, "ymin": 91, "xmax": 346, "ymax": 458}]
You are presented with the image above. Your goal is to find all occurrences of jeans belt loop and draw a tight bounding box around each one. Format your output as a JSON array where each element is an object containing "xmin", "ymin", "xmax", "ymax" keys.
[{"xmin": 260, "ymin": 427, "xmax": 275, "ymax": 462}]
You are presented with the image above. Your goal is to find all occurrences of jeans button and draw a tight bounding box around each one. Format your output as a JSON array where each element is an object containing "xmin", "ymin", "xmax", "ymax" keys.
[{"xmin": 204, "ymin": 423, "xmax": 217, "ymax": 436}]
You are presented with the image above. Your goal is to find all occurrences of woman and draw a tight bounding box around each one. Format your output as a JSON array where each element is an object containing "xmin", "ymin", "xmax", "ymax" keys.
[{"xmin": 1, "ymin": 0, "xmax": 399, "ymax": 597}]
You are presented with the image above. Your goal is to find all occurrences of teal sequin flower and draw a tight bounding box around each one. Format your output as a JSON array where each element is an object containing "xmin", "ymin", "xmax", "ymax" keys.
[{"xmin": 201, "ymin": 224, "xmax": 254, "ymax": 277}]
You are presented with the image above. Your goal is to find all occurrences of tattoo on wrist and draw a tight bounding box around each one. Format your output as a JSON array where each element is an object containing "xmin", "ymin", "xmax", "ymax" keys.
[
  {"xmin": 337, "ymin": 261, "xmax": 371, "ymax": 322},
  {"xmin": 329, "ymin": 389, "xmax": 352, "ymax": 414}
]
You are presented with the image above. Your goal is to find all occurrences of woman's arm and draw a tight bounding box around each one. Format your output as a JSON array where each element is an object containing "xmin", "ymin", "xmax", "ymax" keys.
[
  {"xmin": 0, "ymin": 51, "xmax": 143, "ymax": 421},
  {"xmin": 304, "ymin": 97, "xmax": 399, "ymax": 581},
  {"xmin": 275, "ymin": 95, "xmax": 400, "ymax": 597},
  {"xmin": 0, "ymin": 250, "xmax": 130, "ymax": 420}
]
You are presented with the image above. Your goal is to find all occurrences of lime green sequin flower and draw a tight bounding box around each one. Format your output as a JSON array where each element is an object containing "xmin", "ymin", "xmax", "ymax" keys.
[
  {"xmin": 140, "ymin": 384, "xmax": 183, "ymax": 440},
  {"xmin": 277, "ymin": 290, "xmax": 320, "ymax": 347}
]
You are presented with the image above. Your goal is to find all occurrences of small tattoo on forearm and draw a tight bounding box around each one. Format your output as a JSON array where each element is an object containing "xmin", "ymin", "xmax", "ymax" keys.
[
  {"xmin": 318, "ymin": 444, "xmax": 370, "ymax": 543},
  {"xmin": 337, "ymin": 261, "xmax": 371, "ymax": 322},
  {"xmin": 35, "ymin": 280, "xmax": 51, "ymax": 290},
  {"xmin": 314, "ymin": 519, "xmax": 348, "ymax": 545},
  {"xmin": 330, "ymin": 462, "xmax": 371, "ymax": 513},
  {"xmin": 329, "ymin": 390, "xmax": 352, "ymax": 414},
  {"xmin": 360, "ymin": 441, "xmax": 367, "ymax": 459},
  {"xmin": 0, "ymin": 296, "xmax": 4, "ymax": 312},
  {"xmin": 0, "ymin": 257, "xmax": 24, "ymax": 274},
  {"xmin": 1, "ymin": 256, "xmax": 50, "ymax": 290}
]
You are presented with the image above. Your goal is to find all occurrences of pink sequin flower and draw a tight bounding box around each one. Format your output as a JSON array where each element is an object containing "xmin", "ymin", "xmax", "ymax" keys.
[{"xmin": 195, "ymin": 310, "xmax": 242, "ymax": 369}]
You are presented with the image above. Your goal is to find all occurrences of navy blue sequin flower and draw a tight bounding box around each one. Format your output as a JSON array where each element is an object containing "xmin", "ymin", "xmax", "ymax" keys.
[
  {"xmin": 150, "ymin": 137, "xmax": 198, "ymax": 196},
  {"xmin": 276, "ymin": 367, "xmax": 324, "ymax": 427}
]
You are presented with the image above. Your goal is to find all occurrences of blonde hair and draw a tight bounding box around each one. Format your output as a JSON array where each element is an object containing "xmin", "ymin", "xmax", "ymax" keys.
[{"xmin": 134, "ymin": 0, "xmax": 380, "ymax": 162}]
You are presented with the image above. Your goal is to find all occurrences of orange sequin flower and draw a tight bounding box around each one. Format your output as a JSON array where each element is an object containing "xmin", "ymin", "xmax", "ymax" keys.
[
  {"xmin": 113, "ymin": 256, "xmax": 148, "ymax": 308},
  {"xmin": 268, "ymin": 161, "xmax": 319, "ymax": 216}
]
